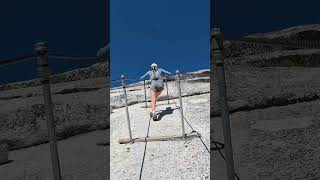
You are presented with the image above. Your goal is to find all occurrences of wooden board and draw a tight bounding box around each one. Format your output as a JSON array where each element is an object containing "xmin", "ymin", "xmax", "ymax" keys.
[{"xmin": 118, "ymin": 132, "xmax": 201, "ymax": 144}]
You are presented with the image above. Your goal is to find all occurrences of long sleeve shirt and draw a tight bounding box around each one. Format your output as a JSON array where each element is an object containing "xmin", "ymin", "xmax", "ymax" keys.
[{"xmin": 140, "ymin": 68, "xmax": 172, "ymax": 81}]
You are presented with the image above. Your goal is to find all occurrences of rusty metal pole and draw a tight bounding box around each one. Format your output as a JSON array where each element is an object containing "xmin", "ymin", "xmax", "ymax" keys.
[
  {"xmin": 143, "ymin": 80, "xmax": 148, "ymax": 108},
  {"xmin": 176, "ymin": 70, "xmax": 185, "ymax": 139},
  {"xmin": 212, "ymin": 28, "xmax": 236, "ymax": 180},
  {"xmin": 165, "ymin": 78, "xmax": 169, "ymax": 104},
  {"xmin": 121, "ymin": 75, "xmax": 133, "ymax": 142},
  {"xmin": 34, "ymin": 42, "xmax": 61, "ymax": 180}
]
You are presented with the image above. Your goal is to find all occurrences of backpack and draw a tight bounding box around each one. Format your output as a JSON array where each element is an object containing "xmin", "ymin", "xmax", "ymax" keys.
[{"xmin": 151, "ymin": 69, "xmax": 161, "ymax": 80}]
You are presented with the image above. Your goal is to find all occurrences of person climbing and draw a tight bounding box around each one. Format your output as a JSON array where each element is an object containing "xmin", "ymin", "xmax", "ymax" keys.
[{"xmin": 140, "ymin": 63, "xmax": 172, "ymax": 121}]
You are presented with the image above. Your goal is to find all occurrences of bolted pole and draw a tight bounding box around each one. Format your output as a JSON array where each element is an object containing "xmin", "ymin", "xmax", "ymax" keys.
[
  {"xmin": 176, "ymin": 70, "xmax": 185, "ymax": 139},
  {"xmin": 34, "ymin": 42, "xmax": 62, "ymax": 180},
  {"xmin": 121, "ymin": 75, "xmax": 133, "ymax": 142},
  {"xmin": 143, "ymin": 80, "xmax": 148, "ymax": 108},
  {"xmin": 212, "ymin": 28, "xmax": 236, "ymax": 180},
  {"xmin": 165, "ymin": 78, "xmax": 169, "ymax": 104}
]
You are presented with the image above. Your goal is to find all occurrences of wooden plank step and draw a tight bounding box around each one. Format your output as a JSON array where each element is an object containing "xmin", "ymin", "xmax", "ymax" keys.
[
  {"xmin": 118, "ymin": 131, "xmax": 201, "ymax": 144},
  {"xmin": 140, "ymin": 102, "xmax": 176, "ymax": 108}
]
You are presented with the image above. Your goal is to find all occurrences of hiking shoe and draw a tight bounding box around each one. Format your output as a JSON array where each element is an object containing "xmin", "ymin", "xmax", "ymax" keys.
[{"xmin": 152, "ymin": 113, "xmax": 158, "ymax": 121}]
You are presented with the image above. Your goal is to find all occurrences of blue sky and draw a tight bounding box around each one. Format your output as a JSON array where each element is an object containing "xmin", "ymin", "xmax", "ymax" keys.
[
  {"xmin": 0, "ymin": 0, "xmax": 107, "ymax": 84},
  {"xmin": 2, "ymin": 0, "xmax": 317, "ymax": 84},
  {"xmin": 110, "ymin": 0, "xmax": 210, "ymax": 85},
  {"xmin": 213, "ymin": 0, "xmax": 320, "ymax": 37}
]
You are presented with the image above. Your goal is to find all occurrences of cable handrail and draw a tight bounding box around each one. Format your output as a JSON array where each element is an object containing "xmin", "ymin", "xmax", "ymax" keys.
[
  {"xmin": 223, "ymin": 37, "xmax": 320, "ymax": 49},
  {"xmin": 110, "ymin": 75, "xmax": 176, "ymax": 86},
  {"xmin": 48, "ymin": 53, "xmax": 98, "ymax": 60},
  {"xmin": 0, "ymin": 54, "xmax": 100, "ymax": 67},
  {"xmin": 0, "ymin": 43, "xmax": 109, "ymax": 93},
  {"xmin": 0, "ymin": 43, "xmax": 109, "ymax": 67},
  {"xmin": 0, "ymin": 55, "xmax": 36, "ymax": 67}
]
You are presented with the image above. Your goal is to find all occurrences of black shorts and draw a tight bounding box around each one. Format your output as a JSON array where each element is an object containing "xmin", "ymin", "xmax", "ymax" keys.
[{"xmin": 150, "ymin": 79, "xmax": 164, "ymax": 92}]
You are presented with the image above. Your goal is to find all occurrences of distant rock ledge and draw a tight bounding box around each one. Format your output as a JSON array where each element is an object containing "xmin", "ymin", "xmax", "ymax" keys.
[{"xmin": 0, "ymin": 62, "xmax": 108, "ymax": 91}]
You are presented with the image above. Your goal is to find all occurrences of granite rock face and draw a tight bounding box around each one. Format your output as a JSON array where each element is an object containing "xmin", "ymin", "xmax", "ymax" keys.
[
  {"xmin": 223, "ymin": 41, "xmax": 293, "ymax": 59},
  {"xmin": 211, "ymin": 25, "xmax": 320, "ymax": 179},
  {"xmin": 110, "ymin": 73, "xmax": 209, "ymax": 110},
  {"xmin": 0, "ymin": 102, "xmax": 108, "ymax": 150},
  {"xmin": 0, "ymin": 59, "xmax": 209, "ymax": 151},
  {"xmin": 246, "ymin": 24, "xmax": 320, "ymax": 39},
  {"xmin": 213, "ymin": 24, "xmax": 320, "ymax": 63},
  {"xmin": 0, "ymin": 50, "xmax": 109, "ymax": 150},
  {"xmin": 0, "ymin": 62, "xmax": 108, "ymax": 91}
]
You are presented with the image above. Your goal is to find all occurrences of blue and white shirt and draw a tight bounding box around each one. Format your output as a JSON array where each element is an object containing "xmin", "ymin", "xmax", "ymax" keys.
[{"xmin": 140, "ymin": 68, "xmax": 172, "ymax": 81}]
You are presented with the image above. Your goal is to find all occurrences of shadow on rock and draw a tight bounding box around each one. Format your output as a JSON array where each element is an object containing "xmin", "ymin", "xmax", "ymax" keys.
[{"xmin": 157, "ymin": 107, "xmax": 177, "ymax": 121}]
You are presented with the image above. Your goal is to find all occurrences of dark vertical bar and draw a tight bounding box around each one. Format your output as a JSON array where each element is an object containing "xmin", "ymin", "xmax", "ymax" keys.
[
  {"xmin": 104, "ymin": 0, "xmax": 109, "ymax": 45},
  {"xmin": 96, "ymin": 44, "xmax": 110, "ymax": 147},
  {"xmin": 143, "ymin": 80, "xmax": 148, "ymax": 108},
  {"xmin": 106, "ymin": 45, "xmax": 110, "ymax": 146},
  {"xmin": 34, "ymin": 42, "xmax": 62, "ymax": 180},
  {"xmin": 165, "ymin": 78, "xmax": 169, "ymax": 104},
  {"xmin": 212, "ymin": 28, "xmax": 236, "ymax": 180},
  {"xmin": 104, "ymin": 0, "xmax": 110, "ymax": 172},
  {"xmin": 176, "ymin": 70, "xmax": 185, "ymax": 139},
  {"xmin": 121, "ymin": 75, "xmax": 133, "ymax": 141}
]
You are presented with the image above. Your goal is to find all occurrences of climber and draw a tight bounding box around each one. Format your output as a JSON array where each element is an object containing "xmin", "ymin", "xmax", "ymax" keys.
[{"xmin": 140, "ymin": 63, "xmax": 172, "ymax": 121}]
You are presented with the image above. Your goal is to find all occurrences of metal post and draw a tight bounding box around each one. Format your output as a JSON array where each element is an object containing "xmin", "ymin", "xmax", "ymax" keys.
[
  {"xmin": 176, "ymin": 70, "xmax": 185, "ymax": 139},
  {"xmin": 121, "ymin": 75, "xmax": 133, "ymax": 142},
  {"xmin": 34, "ymin": 42, "xmax": 61, "ymax": 180},
  {"xmin": 212, "ymin": 28, "xmax": 236, "ymax": 180},
  {"xmin": 143, "ymin": 80, "xmax": 148, "ymax": 108},
  {"xmin": 165, "ymin": 78, "xmax": 169, "ymax": 104}
]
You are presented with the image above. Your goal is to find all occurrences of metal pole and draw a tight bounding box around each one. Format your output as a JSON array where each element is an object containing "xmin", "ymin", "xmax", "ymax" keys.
[
  {"xmin": 176, "ymin": 70, "xmax": 185, "ymax": 139},
  {"xmin": 212, "ymin": 28, "xmax": 236, "ymax": 180},
  {"xmin": 143, "ymin": 80, "xmax": 148, "ymax": 108},
  {"xmin": 34, "ymin": 42, "xmax": 61, "ymax": 180},
  {"xmin": 165, "ymin": 78, "xmax": 169, "ymax": 104},
  {"xmin": 121, "ymin": 75, "xmax": 133, "ymax": 142}
]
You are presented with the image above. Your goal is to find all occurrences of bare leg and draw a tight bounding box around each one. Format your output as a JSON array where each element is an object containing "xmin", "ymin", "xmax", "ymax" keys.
[
  {"xmin": 150, "ymin": 90, "xmax": 162, "ymax": 112},
  {"xmin": 154, "ymin": 91, "xmax": 162, "ymax": 111},
  {"xmin": 155, "ymin": 91, "xmax": 162, "ymax": 99},
  {"xmin": 150, "ymin": 90, "xmax": 156, "ymax": 112}
]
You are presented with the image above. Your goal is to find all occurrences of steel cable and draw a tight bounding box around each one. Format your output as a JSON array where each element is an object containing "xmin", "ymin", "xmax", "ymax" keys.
[
  {"xmin": 110, "ymin": 79, "xmax": 121, "ymax": 83},
  {"xmin": 224, "ymin": 37, "xmax": 320, "ymax": 49},
  {"xmin": 138, "ymin": 116, "xmax": 152, "ymax": 180},
  {"xmin": 168, "ymin": 75, "xmax": 240, "ymax": 180},
  {"xmin": 212, "ymin": 139, "xmax": 241, "ymax": 180},
  {"xmin": 167, "ymin": 77, "xmax": 210, "ymax": 154},
  {"xmin": 0, "ymin": 55, "xmax": 36, "ymax": 67},
  {"xmin": 48, "ymin": 53, "xmax": 98, "ymax": 60},
  {"xmin": 0, "ymin": 51, "xmax": 104, "ymax": 68},
  {"xmin": 210, "ymin": 137, "xmax": 224, "ymax": 151}
]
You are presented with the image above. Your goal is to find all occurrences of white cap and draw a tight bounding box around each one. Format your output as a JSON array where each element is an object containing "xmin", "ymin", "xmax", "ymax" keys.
[{"xmin": 151, "ymin": 63, "xmax": 158, "ymax": 68}]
